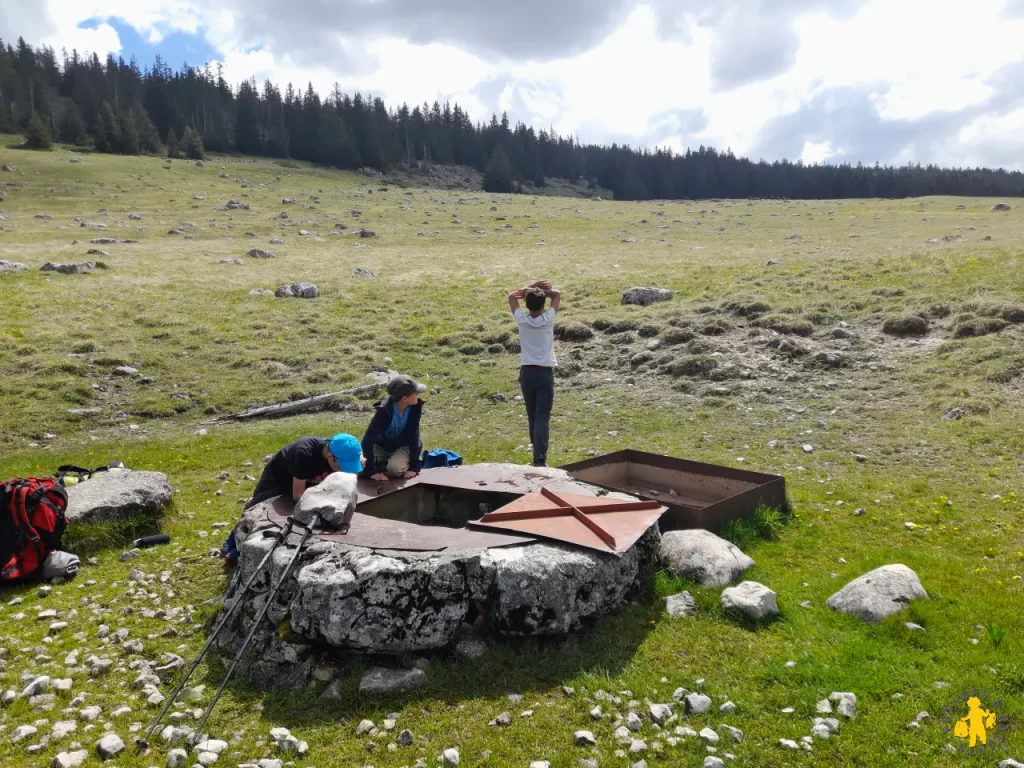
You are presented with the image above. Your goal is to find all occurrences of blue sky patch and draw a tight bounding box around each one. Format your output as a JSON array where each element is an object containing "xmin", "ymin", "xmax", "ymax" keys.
[{"xmin": 77, "ymin": 17, "xmax": 218, "ymax": 71}]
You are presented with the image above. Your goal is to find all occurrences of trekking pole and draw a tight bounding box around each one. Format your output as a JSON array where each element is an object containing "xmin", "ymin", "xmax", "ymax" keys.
[
  {"xmin": 134, "ymin": 520, "xmax": 295, "ymax": 755},
  {"xmin": 187, "ymin": 515, "xmax": 322, "ymax": 751}
]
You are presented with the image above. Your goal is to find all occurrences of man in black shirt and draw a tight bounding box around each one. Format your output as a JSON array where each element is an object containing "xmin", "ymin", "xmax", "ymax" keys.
[
  {"xmin": 248, "ymin": 433, "xmax": 364, "ymax": 507},
  {"xmin": 222, "ymin": 433, "xmax": 365, "ymax": 562}
]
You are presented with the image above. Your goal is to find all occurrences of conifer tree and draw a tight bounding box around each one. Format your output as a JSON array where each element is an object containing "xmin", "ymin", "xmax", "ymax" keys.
[
  {"xmin": 166, "ymin": 127, "xmax": 179, "ymax": 157},
  {"xmin": 58, "ymin": 103, "xmax": 84, "ymax": 144},
  {"xmin": 483, "ymin": 146, "xmax": 514, "ymax": 193},
  {"xmin": 181, "ymin": 126, "xmax": 204, "ymax": 160},
  {"xmin": 24, "ymin": 113, "xmax": 51, "ymax": 149}
]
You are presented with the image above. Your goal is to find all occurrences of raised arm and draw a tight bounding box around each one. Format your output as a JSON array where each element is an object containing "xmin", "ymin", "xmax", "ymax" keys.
[
  {"xmin": 546, "ymin": 287, "xmax": 561, "ymax": 312},
  {"xmin": 508, "ymin": 288, "xmax": 524, "ymax": 314}
]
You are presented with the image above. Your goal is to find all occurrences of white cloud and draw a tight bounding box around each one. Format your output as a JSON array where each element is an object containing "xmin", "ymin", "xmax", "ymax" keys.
[{"xmin": 4, "ymin": 0, "xmax": 1024, "ymax": 168}]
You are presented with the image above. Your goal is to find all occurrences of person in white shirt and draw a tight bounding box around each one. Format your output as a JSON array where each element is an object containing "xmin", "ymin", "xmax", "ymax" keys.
[{"xmin": 508, "ymin": 280, "xmax": 561, "ymax": 467}]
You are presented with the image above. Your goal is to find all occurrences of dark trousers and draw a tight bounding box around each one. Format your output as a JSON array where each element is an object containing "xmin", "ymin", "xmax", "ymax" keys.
[{"xmin": 519, "ymin": 367, "xmax": 554, "ymax": 466}]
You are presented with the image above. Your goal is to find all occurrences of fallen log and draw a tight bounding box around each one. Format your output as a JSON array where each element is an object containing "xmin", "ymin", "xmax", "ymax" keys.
[{"xmin": 203, "ymin": 383, "xmax": 384, "ymax": 424}]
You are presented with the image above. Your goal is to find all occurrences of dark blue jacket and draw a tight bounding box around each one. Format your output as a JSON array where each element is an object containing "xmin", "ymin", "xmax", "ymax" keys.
[{"xmin": 361, "ymin": 398, "xmax": 424, "ymax": 473}]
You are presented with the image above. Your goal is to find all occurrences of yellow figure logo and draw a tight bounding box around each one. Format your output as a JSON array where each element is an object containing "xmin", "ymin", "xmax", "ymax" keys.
[{"xmin": 954, "ymin": 696, "xmax": 997, "ymax": 748}]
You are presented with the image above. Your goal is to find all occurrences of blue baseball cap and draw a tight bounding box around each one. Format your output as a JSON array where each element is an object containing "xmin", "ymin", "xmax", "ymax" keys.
[{"xmin": 328, "ymin": 433, "xmax": 363, "ymax": 473}]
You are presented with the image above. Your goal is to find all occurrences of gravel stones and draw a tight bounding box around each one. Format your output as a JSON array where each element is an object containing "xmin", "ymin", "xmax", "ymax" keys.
[
  {"xmin": 720, "ymin": 581, "xmax": 779, "ymax": 621},
  {"xmin": 358, "ymin": 667, "xmax": 426, "ymax": 697},
  {"xmin": 575, "ymin": 730, "xmax": 597, "ymax": 746},
  {"xmin": 65, "ymin": 469, "xmax": 172, "ymax": 523},
  {"xmin": 659, "ymin": 530, "xmax": 754, "ymax": 587},
  {"xmin": 95, "ymin": 732, "xmax": 125, "ymax": 760},
  {"xmin": 664, "ymin": 591, "xmax": 696, "ymax": 618},
  {"xmin": 826, "ymin": 564, "xmax": 927, "ymax": 621},
  {"xmin": 684, "ymin": 693, "xmax": 712, "ymax": 715},
  {"xmin": 829, "ymin": 692, "xmax": 857, "ymax": 719},
  {"xmin": 649, "ymin": 703, "xmax": 672, "ymax": 725},
  {"xmin": 52, "ymin": 751, "xmax": 88, "ymax": 768},
  {"xmin": 275, "ymin": 282, "xmax": 319, "ymax": 298},
  {"xmin": 622, "ymin": 287, "xmax": 673, "ymax": 306},
  {"xmin": 292, "ymin": 472, "xmax": 357, "ymax": 528}
]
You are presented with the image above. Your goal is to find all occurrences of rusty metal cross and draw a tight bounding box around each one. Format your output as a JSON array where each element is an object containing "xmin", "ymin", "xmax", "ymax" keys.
[{"xmin": 476, "ymin": 486, "xmax": 662, "ymax": 550}]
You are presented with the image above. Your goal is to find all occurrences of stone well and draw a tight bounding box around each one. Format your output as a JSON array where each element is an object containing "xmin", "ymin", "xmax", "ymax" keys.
[{"xmin": 212, "ymin": 464, "xmax": 661, "ymax": 689}]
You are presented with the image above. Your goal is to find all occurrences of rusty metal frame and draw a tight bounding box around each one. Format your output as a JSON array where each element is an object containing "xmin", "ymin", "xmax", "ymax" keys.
[{"xmin": 560, "ymin": 449, "xmax": 787, "ymax": 533}]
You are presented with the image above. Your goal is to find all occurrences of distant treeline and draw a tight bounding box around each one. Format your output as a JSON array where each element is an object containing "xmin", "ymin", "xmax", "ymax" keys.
[{"xmin": 2, "ymin": 35, "xmax": 1023, "ymax": 200}]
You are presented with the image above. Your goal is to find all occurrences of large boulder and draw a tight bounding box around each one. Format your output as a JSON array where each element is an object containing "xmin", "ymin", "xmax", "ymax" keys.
[
  {"xmin": 659, "ymin": 530, "xmax": 754, "ymax": 587},
  {"xmin": 213, "ymin": 464, "xmax": 660, "ymax": 678},
  {"xmin": 65, "ymin": 470, "xmax": 173, "ymax": 523},
  {"xmin": 720, "ymin": 581, "xmax": 778, "ymax": 621},
  {"xmin": 622, "ymin": 287, "xmax": 673, "ymax": 306},
  {"xmin": 293, "ymin": 472, "xmax": 357, "ymax": 528},
  {"xmin": 826, "ymin": 564, "xmax": 927, "ymax": 622}
]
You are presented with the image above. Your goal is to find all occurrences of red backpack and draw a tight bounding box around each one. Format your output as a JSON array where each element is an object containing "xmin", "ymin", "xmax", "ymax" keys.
[{"xmin": 0, "ymin": 478, "xmax": 69, "ymax": 582}]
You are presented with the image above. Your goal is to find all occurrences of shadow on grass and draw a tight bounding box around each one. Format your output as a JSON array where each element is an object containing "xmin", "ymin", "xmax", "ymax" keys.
[
  {"xmin": 62, "ymin": 509, "xmax": 166, "ymax": 557},
  {"xmin": 187, "ymin": 576, "xmax": 664, "ymax": 726}
]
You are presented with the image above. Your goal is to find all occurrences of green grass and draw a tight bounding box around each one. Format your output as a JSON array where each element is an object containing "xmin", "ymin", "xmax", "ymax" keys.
[{"xmin": 0, "ymin": 139, "xmax": 1023, "ymax": 766}]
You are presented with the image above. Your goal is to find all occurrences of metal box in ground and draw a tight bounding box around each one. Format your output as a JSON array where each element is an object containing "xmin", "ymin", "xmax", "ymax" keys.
[{"xmin": 560, "ymin": 449, "xmax": 787, "ymax": 533}]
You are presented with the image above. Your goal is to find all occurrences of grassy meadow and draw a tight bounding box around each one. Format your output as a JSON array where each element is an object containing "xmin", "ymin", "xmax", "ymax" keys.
[{"xmin": 0, "ymin": 139, "xmax": 1023, "ymax": 767}]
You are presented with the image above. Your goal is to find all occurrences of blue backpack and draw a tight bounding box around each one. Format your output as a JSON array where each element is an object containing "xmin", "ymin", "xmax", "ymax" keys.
[{"xmin": 421, "ymin": 449, "xmax": 464, "ymax": 469}]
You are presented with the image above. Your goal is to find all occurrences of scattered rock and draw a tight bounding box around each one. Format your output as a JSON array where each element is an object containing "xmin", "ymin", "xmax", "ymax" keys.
[
  {"xmin": 575, "ymin": 730, "xmax": 597, "ymax": 747},
  {"xmin": 95, "ymin": 732, "xmax": 125, "ymax": 760},
  {"xmin": 826, "ymin": 564, "xmax": 927, "ymax": 621},
  {"xmin": 659, "ymin": 530, "xmax": 754, "ymax": 586},
  {"xmin": 830, "ymin": 692, "xmax": 857, "ymax": 719},
  {"xmin": 247, "ymin": 249, "xmax": 275, "ymax": 259},
  {"xmin": 684, "ymin": 693, "xmax": 712, "ymax": 715},
  {"xmin": 664, "ymin": 591, "xmax": 696, "ymax": 618},
  {"xmin": 0, "ymin": 260, "xmax": 30, "ymax": 272},
  {"xmin": 276, "ymin": 282, "xmax": 319, "ymax": 299},
  {"xmin": 990, "ymin": 203, "xmax": 1011, "ymax": 212},
  {"xmin": 441, "ymin": 747, "xmax": 460, "ymax": 767},
  {"xmin": 721, "ymin": 581, "xmax": 779, "ymax": 621},
  {"xmin": 622, "ymin": 287, "xmax": 673, "ymax": 306},
  {"xmin": 41, "ymin": 262, "xmax": 96, "ymax": 274},
  {"xmin": 52, "ymin": 751, "xmax": 88, "ymax": 768}
]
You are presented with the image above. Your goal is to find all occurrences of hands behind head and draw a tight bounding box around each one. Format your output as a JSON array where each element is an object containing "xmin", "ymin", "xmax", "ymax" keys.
[
  {"xmin": 510, "ymin": 288, "xmax": 526, "ymax": 300},
  {"xmin": 530, "ymin": 280, "xmax": 553, "ymax": 291}
]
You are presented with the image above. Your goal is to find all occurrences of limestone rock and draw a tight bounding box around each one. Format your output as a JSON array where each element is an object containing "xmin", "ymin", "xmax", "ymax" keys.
[
  {"xmin": 622, "ymin": 287, "xmax": 673, "ymax": 306},
  {"xmin": 358, "ymin": 667, "xmax": 426, "ymax": 697},
  {"xmin": 826, "ymin": 564, "xmax": 927, "ymax": 622},
  {"xmin": 659, "ymin": 530, "xmax": 754, "ymax": 587},
  {"xmin": 293, "ymin": 472, "xmax": 357, "ymax": 528},
  {"xmin": 95, "ymin": 732, "xmax": 125, "ymax": 760},
  {"xmin": 276, "ymin": 282, "xmax": 319, "ymax": 299},
  {"xmin": 575, "ymin": 730, "xmax": 597, "ymax": 747},
  {"xmin": 442, "ymin": 747, "xmax": 460, "ymax": 767},
  {"xmin": 41, "ymin": 262, "xmax": 96, "ymax": 274},
  {"xmin": 65, "ymin": 470, "xmax": 172, "ymax": 523},
  {"xmin": 0, "ymin": 260, "xmax": 29, "ymax": 272},
  {"xmin": 664, "ymin": 591, "xmax": 696, "ymax": 618},
  {"xmin": 247, "ymin": 249, "xmax": 275, "ymax": 259},
  {"xmin": 52, "ymin": 751, "xmax": 88, "ymax": 768},
  {"xmin": 720, "ymin": 581, "xmax": 779, "ymax": 621},
  {"xmin": 684, "ymin": 693, "xmax": 712, "ymax": 715}
]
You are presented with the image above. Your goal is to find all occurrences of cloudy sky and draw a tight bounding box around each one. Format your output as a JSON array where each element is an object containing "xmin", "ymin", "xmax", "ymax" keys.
[{"xmin": 4, "ymin": 0, "xmax": 1024, "ymax": 169}]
